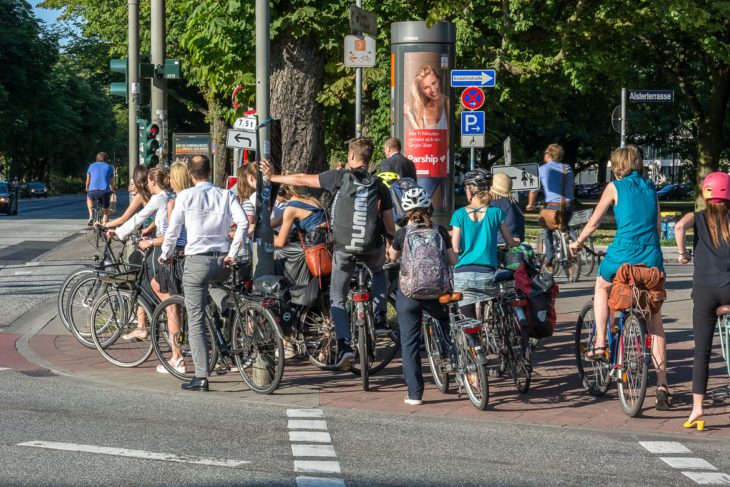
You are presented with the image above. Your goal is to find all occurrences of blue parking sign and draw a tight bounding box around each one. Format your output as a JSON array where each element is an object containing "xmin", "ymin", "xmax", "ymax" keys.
[{"xmin": 461, "ymin": 111, "xmax": 485, "ymax": 135}]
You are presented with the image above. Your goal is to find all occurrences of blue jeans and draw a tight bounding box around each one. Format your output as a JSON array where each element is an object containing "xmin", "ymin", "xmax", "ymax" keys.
[
  {"xmin": 396, "ymin": 289, "xmax": 449, "ymax": 400},
  {"xmin": 542, "ymin": 204, "xmax": 573, "ymax": 263}
]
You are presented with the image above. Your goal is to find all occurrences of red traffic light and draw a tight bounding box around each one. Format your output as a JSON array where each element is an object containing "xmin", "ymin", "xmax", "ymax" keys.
[{"xmin": 145, "ymin": 123, "xmax": 160, "ymax": 139}]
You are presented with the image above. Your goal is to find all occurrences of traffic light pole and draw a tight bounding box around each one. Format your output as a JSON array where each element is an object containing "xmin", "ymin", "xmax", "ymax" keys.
[
  {"xmin": 252, "ymin": 0, "xmax": 275, "ymax": 279},
  {"xmin": 151, "ymin": 0, "xmax": 167, "ymax": 166},
  {"xmin": 620, "ymin": 87, "xmax": 627, "ymax": 148},
  {"xmin": 128, "ymin": 0, "xmax": 139, "ymax": 175},
  {"xmin": 354, "ymin": 0, "xmax": 362, "ymax": 138}
]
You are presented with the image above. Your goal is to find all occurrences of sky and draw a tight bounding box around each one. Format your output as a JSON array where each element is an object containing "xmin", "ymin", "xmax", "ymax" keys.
[{"xmin": 33, "ymin": 2, "xmax": 63, "ymax": 25}]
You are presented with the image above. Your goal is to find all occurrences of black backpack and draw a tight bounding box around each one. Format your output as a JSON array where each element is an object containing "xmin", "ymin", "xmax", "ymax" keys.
[{"xmin": 331, "ymin": 170, "xmax": 383, "ymax": 255}]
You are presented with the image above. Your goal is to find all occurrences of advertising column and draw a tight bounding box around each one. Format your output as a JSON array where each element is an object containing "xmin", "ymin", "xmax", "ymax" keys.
[{"xmin": 391, "ymin": 21, "xmax": 455, "ymax": 225}]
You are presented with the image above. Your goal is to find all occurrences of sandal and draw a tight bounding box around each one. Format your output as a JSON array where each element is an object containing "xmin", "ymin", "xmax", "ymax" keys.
[
  {"xmin": 121, "ymin": 328, "xmax": 148, "ymax": 341},
  {"xmin": 656, "ymin": 385, "xmax": 672, "ymax": 411},
  {"xmin": 585, "ymin": 346, "xmax": 607, "ymax": 361}
]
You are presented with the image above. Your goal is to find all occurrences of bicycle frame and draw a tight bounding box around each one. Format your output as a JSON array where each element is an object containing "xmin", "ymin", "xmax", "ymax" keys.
[
  {"xmin": 718, "ymin": 314, "xmax": 730, "ymax": 377},
  {"xmin": 588, "ymin": 309, "xmax": 652, "ymax": 378}
]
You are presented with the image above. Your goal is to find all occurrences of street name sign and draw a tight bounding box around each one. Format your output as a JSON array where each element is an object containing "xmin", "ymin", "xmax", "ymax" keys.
[
  {"xmin": 492, "ymin": 163, "xmax": 540, "ymax": 191},
  {"xmin": 461, "ymin": 134, "xmax": 485, "ymax": 149},
  {"xmin": 344, "ymin": 35, "xmax": 376, "ymax": 68},
  {"xmin": 628, "ymin": 89, "xmax": 674, "ymax": 104},
  {"xmin": 349, "ymin": 5, "xmax": 377, "ymax": 35},
  {"xmin": 503, "ymin": 137, "xmax": 512, "ymax": 166},
  {"xmin": 226, "ymin": 129, "xmax": 257, "ymax": 150},
  {"xmin": 461, "ymin": 111, "xmax": 485, "ymax": 135},
  {"xmin": 451, "ymin": 69, "xmax": 496, "ymax": 88},
  {"xmin": 461, "ymin": 87, "xmax": 485, "ymax": 110},
  {"xmin": 234, "ymin": 117, "xmax": 257, "ymax": 131}
]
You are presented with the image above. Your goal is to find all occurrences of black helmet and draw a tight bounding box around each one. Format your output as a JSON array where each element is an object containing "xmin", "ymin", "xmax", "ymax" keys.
[{"xmin": 464, "ymin": 169, "xmax": 491, "ymax": 190}]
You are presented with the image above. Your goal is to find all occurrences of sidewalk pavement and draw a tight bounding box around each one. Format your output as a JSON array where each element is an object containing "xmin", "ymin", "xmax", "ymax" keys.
[{"xmin": 4, "ymin": 259, "xmax": 730, "ymax": 438}]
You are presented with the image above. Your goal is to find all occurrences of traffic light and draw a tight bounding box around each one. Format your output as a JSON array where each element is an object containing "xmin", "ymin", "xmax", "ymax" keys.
[
  {"xmin": 143, "ymin": 123, "xmax": 160, "ymax": 166},
  {"xmin": 109, "ymin": 58, "xmax": 127, "ymax": 102}
]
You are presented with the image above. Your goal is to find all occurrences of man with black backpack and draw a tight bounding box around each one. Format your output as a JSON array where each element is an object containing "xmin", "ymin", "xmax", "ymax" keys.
[{"xmin": 261, "ymin": 138, "xmax": 396, "ymax": 369}]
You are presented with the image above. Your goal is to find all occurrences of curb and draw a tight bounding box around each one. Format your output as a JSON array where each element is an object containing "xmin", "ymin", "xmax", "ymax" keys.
[{"xmin": 12, "ymin": 298, "xmax": 73, "ymax": 376}]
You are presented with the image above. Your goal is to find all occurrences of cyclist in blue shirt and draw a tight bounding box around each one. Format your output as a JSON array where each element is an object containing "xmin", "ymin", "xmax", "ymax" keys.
[{"xmin": 86, "ymin": 152, "xmax": 116, "ymax": 225}]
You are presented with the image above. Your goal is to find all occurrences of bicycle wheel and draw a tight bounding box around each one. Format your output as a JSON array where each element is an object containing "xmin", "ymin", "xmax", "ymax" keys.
[
  {"xmin": 479, "ymin": 301, "xmax": 506, "ymax": 378},
  {"xmin": 90, "ymin": 289, "xmax": 154, "ymax": 367},
  {"xmin": 231, "ymin": 301, "xmax": 285, "ymax": 394},
  {"xmin": 350, "ymin": 298, "xmax": 400, "ymax": 377},
  {"xmin": 575, "ymin": 302, "xmax": 611, "ymax": 396},
  {"xmin": 459, "ymin": 331, "xmax": 489, "ymax": 410},
  {"xmin": 302, "ymin": 295, "xmax": 337, "ymax": 369},
  {"xmin": 505, "ymin": 310, "xmax": 531, "ymax": 393},
  {"xmin": 151, "ymin": 295, "xmax": 218, "ymax": 381},
  {"xmin": 57, "ymin": 268, "xmax": 94, "ymax": 331},
  {"xmin": 422, "ymin": 315, "xmax": 449, "ymax": 393},
  {"xmin": 562, "ymin": 232, "xmax": 581, "ymax": 283},
  {"xmin": 358, "ymin": 318, "xmax": 370, "ymax": 391},
  {"xmin": 579, "ymin": 236, "xmax": 596, "ymax": 277},
  {"xmin": 67, "ymin": 275, "xmax": 109, "ymax": 349},
  {"xmin": 617, "ymin": 314, "xmax": 649, "ymax": 417}
]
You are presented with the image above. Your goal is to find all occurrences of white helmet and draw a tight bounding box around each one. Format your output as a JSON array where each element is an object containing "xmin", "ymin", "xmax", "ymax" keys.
[{"xmin": 401, "ymin": 187, "xmax": 431, "ymax": 211}]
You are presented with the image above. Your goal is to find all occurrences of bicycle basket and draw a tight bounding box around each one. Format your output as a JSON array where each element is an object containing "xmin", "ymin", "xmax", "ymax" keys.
[
  {"xmin": 568, "ymin": 209, "xmax": 593, "ymax": 227},
  {"xmin": 97, "ymin": 262, "xmax": 140, "ymax": 285}
]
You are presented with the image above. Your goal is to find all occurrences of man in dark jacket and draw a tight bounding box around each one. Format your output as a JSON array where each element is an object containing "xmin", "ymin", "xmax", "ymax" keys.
[{"xmin": 379, "ymin": 137, "xmax": 417, "ymax": 180}]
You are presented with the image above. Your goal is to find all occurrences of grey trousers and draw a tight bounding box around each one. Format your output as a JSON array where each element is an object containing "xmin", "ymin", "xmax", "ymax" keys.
[
  {"xmin": 330, "ymin": 248, "xmax": 387, "ymax": 342},
  {"xmin": 183, "ymin": 254, "xmax": 230, "ymax": 378}
]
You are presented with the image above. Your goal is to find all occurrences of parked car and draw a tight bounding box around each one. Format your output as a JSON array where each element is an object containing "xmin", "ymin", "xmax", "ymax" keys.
[
  {"xmin": 0, "ymin": 182, "xmax": 18, "ymax": 215},
  {"xmin": 21, "ymin": 181, "xmax": 48, "ymax": 198},
  {"xmin": 656, "ymin": 183, "xmax": 693, "ymax": 201}
]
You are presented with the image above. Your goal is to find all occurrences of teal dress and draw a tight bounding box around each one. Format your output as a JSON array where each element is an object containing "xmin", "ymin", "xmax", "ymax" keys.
[{"xmin": 598, "ymin": 171, "xmax": 664, "ymax": 281}]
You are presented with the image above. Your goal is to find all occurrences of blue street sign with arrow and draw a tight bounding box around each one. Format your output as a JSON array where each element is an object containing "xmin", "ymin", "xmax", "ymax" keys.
[
  {"xmin": 461, "ymin": 111, "xmax": 485, "ymax": 135},
  {"xmin": 451, "ymin": 69, "xmax": 496, "ymax": 88}
]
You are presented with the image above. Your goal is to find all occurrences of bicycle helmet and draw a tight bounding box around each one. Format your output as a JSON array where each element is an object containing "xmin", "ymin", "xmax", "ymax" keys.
[
  {"xmin": 463, "ymin": 168, "xmax": 491, "ymax": 190},
  {"xmin": 702, "ymin": 172, "xmax": 730, "ymax": 202},
  {"xmin": 401, "ymin": 187, "xmax": 432, "ymax": 211},
  {"xmin": 377, "ymin": 171, "xmax": 400, "ymax": 188}
]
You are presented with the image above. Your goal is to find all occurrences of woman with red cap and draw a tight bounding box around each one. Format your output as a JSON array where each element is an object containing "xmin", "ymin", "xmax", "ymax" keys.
[{"xmin": 675, "ymin": 171, "xmax": 730, "ymax": 430}]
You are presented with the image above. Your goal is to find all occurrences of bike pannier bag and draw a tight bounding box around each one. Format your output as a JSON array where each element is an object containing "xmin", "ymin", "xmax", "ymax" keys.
[
  {"xmin": 515, "ymin": 264, "xmax": 559, "ymax": 339},
  {"xmin": 399, "ymin": 224, "xmax": 451, "ymax": 299},
  {"xmin": 331, "ymin": 170, "xmax": 382, "ymax": 255}
]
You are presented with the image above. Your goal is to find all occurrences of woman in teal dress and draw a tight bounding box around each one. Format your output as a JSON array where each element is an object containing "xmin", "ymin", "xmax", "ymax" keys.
[{"xmin": 570, "ymin": 146, "xmax": 671, "ymax": 410}]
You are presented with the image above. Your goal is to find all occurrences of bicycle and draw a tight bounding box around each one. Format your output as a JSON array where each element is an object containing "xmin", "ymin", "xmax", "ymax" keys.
[
  {"xmin": 151, "ymin": 261, "xmax": 285, "ymax": 394},
  {"xmin": 422, "ymin": 292, "xmax": 489, "ymax": 410},
  {"xmin": 574, "ymin": 249, "xmax": 653, "ymax": 417},
  {"xmin": 535, "ymin": 208, "xmax": 595, "ymax": 281},
  {"xmin": 712, "ymin": 304, "xmax": 730, "ymax": 402},
  {"xmin": 90, "ymin": 195, "xmax": 106, "ymax": 247},
  {"xmin": 88, "ymin": 239, "xmax": 158, "ymax": 367},
  {"xmin": 479, "ymin": 269, "xmax": 532, "ymax": 393}
]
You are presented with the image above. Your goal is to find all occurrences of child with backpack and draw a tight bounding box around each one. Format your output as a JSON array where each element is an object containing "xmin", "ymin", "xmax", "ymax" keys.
[
  {"xmin": 388, "ymin": 187, "xmax": 457, "ymax": 406},
  {"xmin": 451, "ymin": 169, "xmax": 518, "ymax": 318}
]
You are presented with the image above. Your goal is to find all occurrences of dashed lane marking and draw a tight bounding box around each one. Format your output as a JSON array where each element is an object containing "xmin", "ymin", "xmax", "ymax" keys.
[
  {"xmin": 294, "ymin": 461, "xmax": 342, "ymax": 474},
  {"xmin": 292, "ymin": 444, "xmax": 337, "ymax": 458},
  {"xmin": 640, "ymin": 441, "xmax": 691, "ymax": 454},
  {"xmin": 289, "ymin": 432, "xmax": 332, "ymax": 443},
  {"xmin": 17, "ymin": 441, "xmax": 250, "ymax": 468},
  {"xmin": 288, "ymin": 409, "xmax": 324, "ymax": 418},
  {"xmin": 287, "ymin": 409, "xmax": 345, "ymax": 486},
  {"xmin": 288, "ymin": 419, "xmax": 328, "ymax": 430},
  {"xmin": 682, "ymin": 473, "xmax": 730, "ymax": 485},
  {"xmin": 661, "ymin": 458, "xmax": 718, "ymax": 470}
]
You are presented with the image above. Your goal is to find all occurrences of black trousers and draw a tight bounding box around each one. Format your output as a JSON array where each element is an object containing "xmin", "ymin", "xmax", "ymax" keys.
[{"xmin": 691, "ymin": 285, "xmax": 730, "ymax": 395}]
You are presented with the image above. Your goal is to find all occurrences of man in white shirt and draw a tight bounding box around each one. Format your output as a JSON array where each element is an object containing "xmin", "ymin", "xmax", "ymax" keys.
[{"xmin": 159, "ymin": 155, "xmax": 249, "ymax": 391}]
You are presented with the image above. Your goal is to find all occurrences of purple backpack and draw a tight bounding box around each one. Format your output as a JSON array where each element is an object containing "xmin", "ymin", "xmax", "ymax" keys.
[{"xmin": 399, "ymin": 223, "xmax": 451, "ymax": 299}]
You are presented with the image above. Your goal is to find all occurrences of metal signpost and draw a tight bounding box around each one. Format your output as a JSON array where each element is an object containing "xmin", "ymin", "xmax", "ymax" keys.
[
  {"xmin": 619, "ymin": 88, "xmax": 675, "ymax": 148},
  {"xmin": 450, "ymin": 69, "xmax": 496, "ymax": 88},
  {"xmin": 349, "ymin": 4, "xmax": 377, "ymax": 138},
  {"xmin": 491, "ymin": 163, "xmax": 540, "ymax": 191}
]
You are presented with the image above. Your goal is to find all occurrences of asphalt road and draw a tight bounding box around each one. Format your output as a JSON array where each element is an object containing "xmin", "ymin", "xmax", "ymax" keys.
[{"xmin": 1, "ymin": 368, "xmax": 728, "ymax": 487}]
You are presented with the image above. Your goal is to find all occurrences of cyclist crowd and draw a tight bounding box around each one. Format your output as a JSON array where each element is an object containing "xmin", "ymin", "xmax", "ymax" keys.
[{"xmin": 81, "ymin": 137, "xmax": 730, "ymax": 429}]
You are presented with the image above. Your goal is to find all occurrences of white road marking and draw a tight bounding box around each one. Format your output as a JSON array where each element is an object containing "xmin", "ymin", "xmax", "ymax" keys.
[
  {"xmin": 294, "ymin": 461, "xmax": 342, "ymax": 474},
  {"xmin": 682, "ymin": 472, "xmax": 730, "ymax": 485},
  {"xmin": 296, "ymin": 477, "xmax": 346, "ymax": 487},
  {"xmin": 14, "ymin": 271, "xmax": 32, "ymax": 276},
  {"xmin": 640, "ymin": 441, "xmax": 691, "ymax": 454},
  {"xmin": 288, "ymin": 419, "xmax": 328, "ymax": 430},
  {"xmin": 17, "ymin": 441, "xmax": 249, "ymax": 468},
  {"xmin": 289, "ymin": 431, "xmax": 332, "ymax": 443},
  {"xmin": 661, "ymin": 457, "xmax": 717, "ymax": 470},
  {"xmin": 288, "ymin": 409, "xmax": 324, "ymax": 418},
  {"xmin": 292, "ymin": 444, "xmax": 337, "ymax": 458},
  {"xmin": 0, "ymin": 367, "xmax": 9, "ymax": 371},
  {"xmin": 24, "ymin": 262, "xmax": 40, "ymax": 267}
]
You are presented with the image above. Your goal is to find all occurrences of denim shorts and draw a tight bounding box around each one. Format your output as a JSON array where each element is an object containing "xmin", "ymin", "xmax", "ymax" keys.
[{"xmin": 453, "ymin": 269, "xmax": 498, "ymax": 307}]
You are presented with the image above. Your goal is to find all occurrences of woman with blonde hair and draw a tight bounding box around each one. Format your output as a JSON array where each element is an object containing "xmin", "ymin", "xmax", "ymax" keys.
[
  {"xmin": 405, "ymin": 64, "xmax": 449, "ymax": 130},
  {"xmin": 570, "ymin": 146, "xmax": 670, "ymax": 410}
]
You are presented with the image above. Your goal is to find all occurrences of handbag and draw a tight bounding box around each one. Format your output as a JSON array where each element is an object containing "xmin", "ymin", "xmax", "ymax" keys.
[
  {"xmin": 538, "ymin": 163, "xmax": 568, "ymax": 231},
  {"xmin": 299, "ymin": 202, "xmax": 333, "ymax": 283}
]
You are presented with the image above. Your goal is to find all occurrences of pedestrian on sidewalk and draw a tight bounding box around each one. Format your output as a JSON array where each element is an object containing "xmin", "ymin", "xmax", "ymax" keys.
[
  {"xmin": 159, "ymin": 155, "xmax": 249, "ymax": 392},
  {"xmin": 388, "ymin": 187, "xmax": 456, "ymax": 406},
  {"xmin": 675, "ymin": 171, "xmax": 730, "ymax": 430},
  {"xmin": 569, "ymin": 146, "xmax": 671, "ymax": 411}
]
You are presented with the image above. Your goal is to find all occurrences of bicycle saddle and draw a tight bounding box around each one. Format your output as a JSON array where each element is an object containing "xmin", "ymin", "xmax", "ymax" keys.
[
  {"xmin": 438, "ymin": 292, "xmax": 463, "ymax": 304},
  {"xmin": 253, "ymin": 275, "xmax": 289, "ymax": 296},
  {"xmin": 494, "ymin": 269, "xmax": 514, "ymax": 283},
  {"xmin": 716, "ymin": 305, "xmax": 730, "ymax": 317}
]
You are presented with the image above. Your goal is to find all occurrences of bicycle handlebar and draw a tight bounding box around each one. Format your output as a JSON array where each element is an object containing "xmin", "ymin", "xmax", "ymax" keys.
[{"xmin": 580, "ymin": 246, "xmax": 606, "ymax": 258}]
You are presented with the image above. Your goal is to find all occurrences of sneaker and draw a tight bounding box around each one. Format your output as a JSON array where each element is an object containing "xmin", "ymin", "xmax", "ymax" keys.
[
  {"xmin": 335, "ymin": 340, "xmax": 354, "ymax": 370},
  {"xmin": 156, "ymin": 357, "xmax": 186, "ymax": 374},
  {"xmin": 404, "ymin": 398, "xmax": 423, "ymax": 406}
]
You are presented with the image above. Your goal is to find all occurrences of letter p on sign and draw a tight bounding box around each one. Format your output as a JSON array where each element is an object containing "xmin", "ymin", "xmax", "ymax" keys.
[{"xmin": 461, "ymin": 111, "xmax": 485, "ymax": 135}]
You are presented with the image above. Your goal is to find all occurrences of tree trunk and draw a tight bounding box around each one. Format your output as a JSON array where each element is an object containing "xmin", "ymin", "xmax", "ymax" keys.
[
  {"xmin": 207, "ymin": 95, "xmax": 228, "ymax": 187},
  {"xmin": 270, "ymin": 32, "xmax": 326, "ymax": 175}
]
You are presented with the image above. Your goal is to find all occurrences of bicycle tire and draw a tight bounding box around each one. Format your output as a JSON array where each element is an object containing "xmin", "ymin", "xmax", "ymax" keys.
[
  {"xmin": 575, "ymin": 301, "xmax": 611, "ymax": 396},
  {"xmin": 579, "ymin": 236, "xmax": 596, "ymax": 277},
  {"xmin": 302, "ymin": 294, "xmax": 337, "ymax": 369},
  {"xmin": 617, "ymin": 313, "xmax": 649, "ymax": 417},
  {"xmin": 231, "ymin": 301, "xmax": 285, "ymax": 395},
  {"xmin": 505, "ymin": 310, "xmax": 531, "ymax": 393},
  {"xmin": 563, "ymin": 232, "xmax": 581, "ymax": 283},
  {"xmin": 90, "ymin": 289, "xmax": 154, "ymax": 367},
  {"xmin": 422, "ymin": 316, "xmax": 449, "ymax": 393},
  {"xmin": 150, "ymin": 295, "xmax": 218, "ymax": 381},
  {"xmin": 350, "ymin": 295, "xmax": 400, "ymax": 377},
  {"xmin": 66, "ymin": 275, "xmax": 109, "ymax": 349},
  {"xmin": 58, "ymin": 268, "xmax": 94, "ymax": 331},
  {"xmin": 459, "ymin": 331, "xmax": 489, "ymax": 410},
  {"xmin": 358, "ymin": 317, "xmax": 370, "ymax": 391}
]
